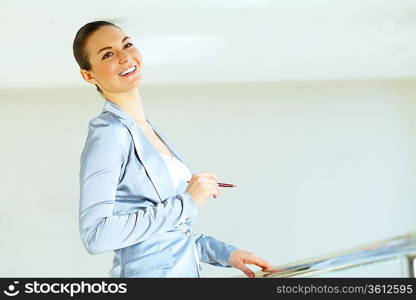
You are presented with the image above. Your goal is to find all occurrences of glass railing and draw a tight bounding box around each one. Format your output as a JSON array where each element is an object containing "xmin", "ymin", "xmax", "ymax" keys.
[{"xmin": 250, "ymin": 231, "xmax": 416, "ymax": 278}]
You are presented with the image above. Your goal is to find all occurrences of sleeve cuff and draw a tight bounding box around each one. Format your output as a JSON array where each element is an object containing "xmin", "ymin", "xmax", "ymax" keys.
[{"xmin": 176, "ymin": 191, "xmax": 199, "ymax": 221}]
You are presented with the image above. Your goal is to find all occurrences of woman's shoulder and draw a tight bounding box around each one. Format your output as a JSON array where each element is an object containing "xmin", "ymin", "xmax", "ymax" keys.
[
  {"xmin": 88, "ymin": 111, "xmax": 123, "ymax": 128},
  {"xmin": 82, "ymin": 111, "xmax": 130, "ymax": 159},
  {"xmin": 84, "ymin": 111, "xmax": 128, "ymax": 147}
]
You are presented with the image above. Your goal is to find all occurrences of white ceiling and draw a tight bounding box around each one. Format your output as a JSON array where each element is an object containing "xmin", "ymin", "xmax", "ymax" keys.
[{"xmin": 0, "ymin": 0, "xmax": 415, "ymax": 89}]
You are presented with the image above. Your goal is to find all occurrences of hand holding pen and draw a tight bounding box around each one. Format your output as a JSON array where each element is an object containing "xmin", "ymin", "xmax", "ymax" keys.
[{"xmin": 185, "ymin": 172, "xmax": 236, "ymax": 208}]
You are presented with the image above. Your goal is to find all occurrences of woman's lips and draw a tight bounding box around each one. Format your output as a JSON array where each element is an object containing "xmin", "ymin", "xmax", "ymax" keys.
[{"xmin": 119, "ymin": 65, "xmax": 138, "ymax": 78}]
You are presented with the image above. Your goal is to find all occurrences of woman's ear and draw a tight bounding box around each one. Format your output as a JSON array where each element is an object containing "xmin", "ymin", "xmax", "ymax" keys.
[{"xmin": 80, "ymin": 69, "xmax": 97, "ymax": 84}]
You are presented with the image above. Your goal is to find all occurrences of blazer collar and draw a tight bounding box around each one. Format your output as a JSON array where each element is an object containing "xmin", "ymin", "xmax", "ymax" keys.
[{"xmin": 102, "ymin": 99, "xmax": 193, "ymax": 202}]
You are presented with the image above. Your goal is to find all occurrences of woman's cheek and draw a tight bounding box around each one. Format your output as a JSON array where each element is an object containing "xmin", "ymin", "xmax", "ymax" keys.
[
  {"xmin": 133, "ymin": 49, "xmax": 142, "ymax": 61},
  {"xmin": 104, "ymin": 66, "xmax": 117, "ymax": 78}
]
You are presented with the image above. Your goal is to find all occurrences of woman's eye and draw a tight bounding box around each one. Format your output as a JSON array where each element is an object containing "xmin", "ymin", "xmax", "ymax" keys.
[
  {"xmin": 102, "ymin": 52, "xmax": 112, "ymax": 59},
  {"xmin": 102, "ymin": 43, "xmax": 133, "ymax": 60}
]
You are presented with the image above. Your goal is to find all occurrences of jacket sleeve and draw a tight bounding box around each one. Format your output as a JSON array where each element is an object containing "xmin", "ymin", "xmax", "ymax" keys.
[
  {"xmin": 79, "ymin": 116, "xmax": 199, "ymax": 255},
  {"xmin": 193, "ymin": 233, "xmax": 238, "ymax": 268}
]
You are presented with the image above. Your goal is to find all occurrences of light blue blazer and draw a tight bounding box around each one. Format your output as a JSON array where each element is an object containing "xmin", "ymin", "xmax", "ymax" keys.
[{"xmin": 79, "ymin": 100, "xmax": 238, "ymax": 277}]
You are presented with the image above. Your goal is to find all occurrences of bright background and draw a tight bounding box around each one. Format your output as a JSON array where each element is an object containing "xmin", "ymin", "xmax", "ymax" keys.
[{"xmin": 0, "ymin": 0, "xmax": 415, "ymax": 277}]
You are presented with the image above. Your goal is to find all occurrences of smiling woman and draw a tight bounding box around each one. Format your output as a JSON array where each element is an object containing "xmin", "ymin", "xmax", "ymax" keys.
[{"xmin": 72, "ymin": 20, "xmax": 273, "ymax": 278}]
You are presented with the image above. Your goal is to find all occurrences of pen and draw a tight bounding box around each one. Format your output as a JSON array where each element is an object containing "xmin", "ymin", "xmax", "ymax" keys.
[{"xmin": 186, "ymin": 181, "xmax": 237, "ymax": 188}]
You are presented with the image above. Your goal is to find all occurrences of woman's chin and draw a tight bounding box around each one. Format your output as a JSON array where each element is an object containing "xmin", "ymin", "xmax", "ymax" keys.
[
  {"xmin": 125, "ymin": 80, "xmax": 142, "ymax": 90},
  {"xmin": 121, "ymin": 75, "xmax": 142, "ymax": 86},
  {"xmin": 119, "ymin": 73, "xmax": 142, "ymax": 83}
]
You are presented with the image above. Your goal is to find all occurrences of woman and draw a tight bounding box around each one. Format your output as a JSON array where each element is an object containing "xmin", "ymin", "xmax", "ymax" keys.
[{"xmin": 73, "ymin": 20, "xmax": 274, "ymax": 278}]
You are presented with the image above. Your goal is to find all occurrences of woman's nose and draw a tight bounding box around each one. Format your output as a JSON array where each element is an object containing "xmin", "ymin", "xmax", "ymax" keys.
[{"xmin": 119, "ymin": 51, "xmax": 129, "ymax": 63}]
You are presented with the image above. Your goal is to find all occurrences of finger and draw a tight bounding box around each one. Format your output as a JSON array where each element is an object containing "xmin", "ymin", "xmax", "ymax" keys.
[
  {"xmin": 212, "ymin": 183, "xmax": 220, "ymax": 198},
  {"xmin": 237, "ymin": 264, "xmax": 255, "ymax": 278},
  {"xmin": 261, "ymin": 265, "xmax": 280, "ymax": 272},
  {"xmin": 187, "ymin": 177, "xmax": 219, "ymax": 187},
  {"xmin": 208, "ymin": 185, "xmax": 219, "ymax": 199},
  {"xmin": 189, "ymin": 177, "xmax": 218, "ymax": 186},
  {"xmin": 199, "ymin": 180, "xmax": 220, "ymax": 191},
  {"xmin": 205, "ymin": 181, "xmax": 220, "ymax": 198},
  {"xmin": 260, "ymin": 261, "xmax": 275, "ymax": 271},
  {"xmin": 188, "ymin": 180, "xmax": 220, "ymax": 198},
  {"xmin": 192, "ymin": 181, "xmax": 219, "ymax": 198},
  {"xmin": 247, "ymin": 255, "xmax": 274, "ymax": 270},
  {"xmin": 195, "ymin": 172, "xmax": 219, "ymax": 181},
  {"xmin": 192, "ymin": 180, "xmax": 220, "ymax": 190}
]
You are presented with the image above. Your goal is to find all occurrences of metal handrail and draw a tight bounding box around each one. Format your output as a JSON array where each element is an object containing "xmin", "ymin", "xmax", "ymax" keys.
[{"xmin": 252, "ymin": 231, "xmax": 416, "ymax": 278}]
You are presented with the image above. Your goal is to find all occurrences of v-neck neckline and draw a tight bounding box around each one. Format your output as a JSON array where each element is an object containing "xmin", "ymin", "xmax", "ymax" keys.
[{"xmin": 135, "ymin": 121, "xmax": 175, "ymax": 160}]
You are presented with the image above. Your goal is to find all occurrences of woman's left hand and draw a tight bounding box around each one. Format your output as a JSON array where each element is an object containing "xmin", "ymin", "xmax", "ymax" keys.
[{"xmin": 228, "ymin": 249, "xmax": 275, "ymax": 278}]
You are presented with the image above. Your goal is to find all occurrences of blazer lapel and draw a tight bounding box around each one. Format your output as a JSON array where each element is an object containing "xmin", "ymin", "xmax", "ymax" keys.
[{"xmin": 102, "ymin": 100, "xmax": 192, "ymax": 202}]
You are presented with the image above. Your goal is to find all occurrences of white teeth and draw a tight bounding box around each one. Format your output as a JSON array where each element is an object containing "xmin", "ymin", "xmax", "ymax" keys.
[{"xmin": 119, "ymin": 66, "xmax": 136, "ymax": 76}]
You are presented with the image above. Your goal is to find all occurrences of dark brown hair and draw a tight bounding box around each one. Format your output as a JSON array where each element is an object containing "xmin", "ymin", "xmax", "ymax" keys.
[{"xmin": 72, "ymin": 21, "xmax": 121, "ymax": 94}]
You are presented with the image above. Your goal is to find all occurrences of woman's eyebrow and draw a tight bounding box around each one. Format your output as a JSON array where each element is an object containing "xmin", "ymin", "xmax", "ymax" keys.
[{"xmin": 97, "ymin": 36, "xmax": 130, "ymax": 55}]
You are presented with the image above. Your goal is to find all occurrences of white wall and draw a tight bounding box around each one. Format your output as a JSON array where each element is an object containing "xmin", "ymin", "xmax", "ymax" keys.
[
  {"xmin": 2, "ymin": 0, "xmax": 416, "ymax": 88},
  {"xmin": 0, "ymin": 79, "xmax": 415, "ymax": 277}
]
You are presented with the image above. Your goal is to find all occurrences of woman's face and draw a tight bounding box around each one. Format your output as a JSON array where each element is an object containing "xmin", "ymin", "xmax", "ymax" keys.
[{"xmin": 80, "ymin": 25, "xmax": 142, "ymax": 94}]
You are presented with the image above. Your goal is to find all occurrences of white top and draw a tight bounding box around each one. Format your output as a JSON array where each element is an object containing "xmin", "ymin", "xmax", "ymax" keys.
[{"xmin": 160, "ymin": 152, "xmax": 192, "ymax": 193}]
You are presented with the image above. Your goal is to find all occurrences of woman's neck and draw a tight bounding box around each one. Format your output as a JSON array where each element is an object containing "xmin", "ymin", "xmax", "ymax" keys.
[{"xmin": 104, "ymin": 88, "xmax": 147, "ymax": 123}]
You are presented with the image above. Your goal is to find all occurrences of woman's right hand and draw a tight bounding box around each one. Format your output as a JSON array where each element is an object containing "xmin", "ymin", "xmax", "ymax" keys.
[{"xmin": 185, "ymin": 172, "xmax": 220, "ymax": 207}]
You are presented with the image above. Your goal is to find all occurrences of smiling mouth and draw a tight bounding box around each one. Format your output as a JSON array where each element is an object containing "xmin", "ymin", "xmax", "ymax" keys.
[{"xmin": 119, "ymin": 65, "xmax": 138, "ymax": 77}]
